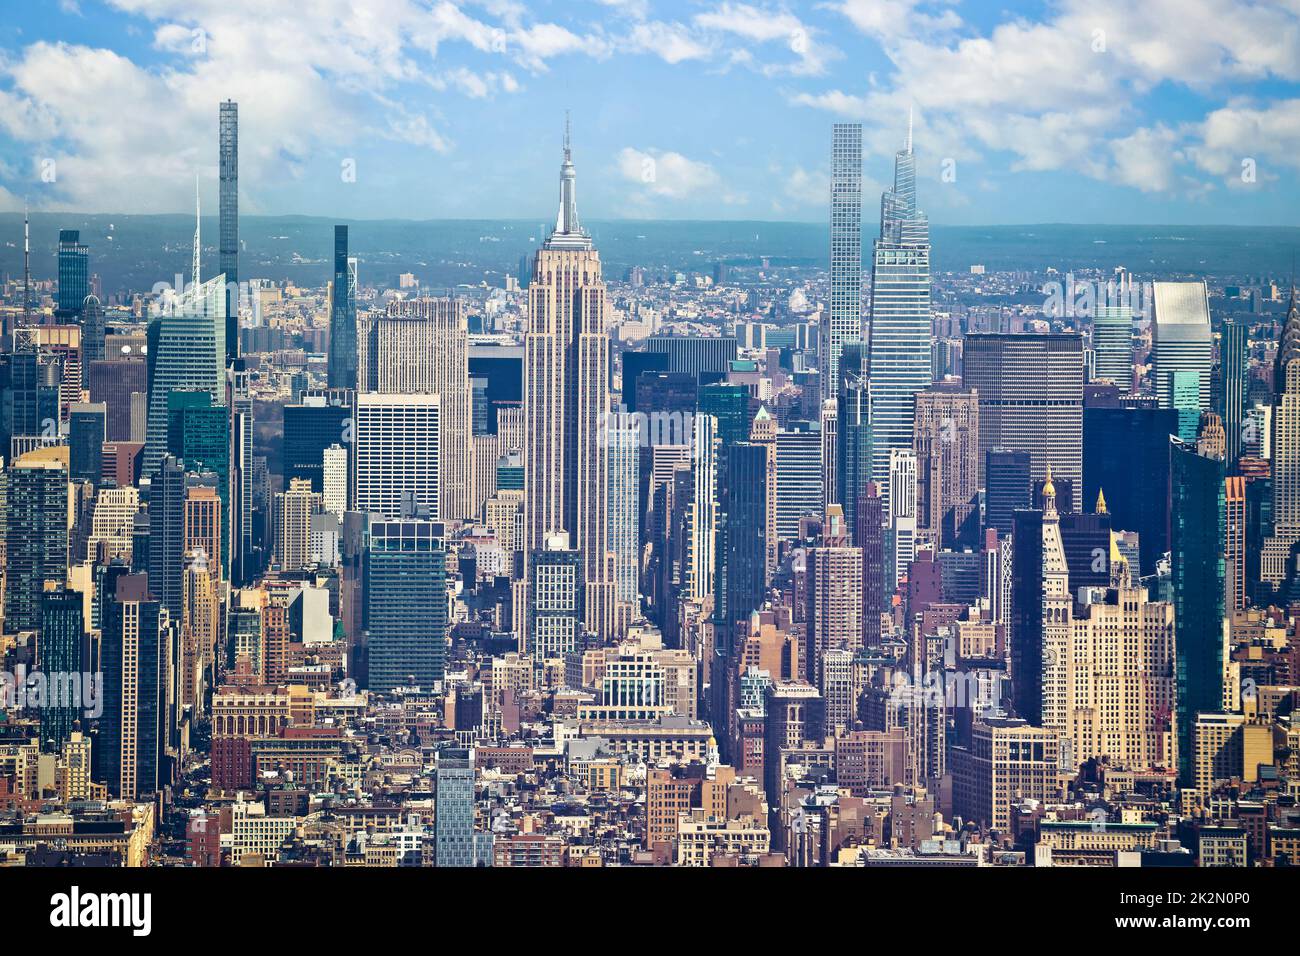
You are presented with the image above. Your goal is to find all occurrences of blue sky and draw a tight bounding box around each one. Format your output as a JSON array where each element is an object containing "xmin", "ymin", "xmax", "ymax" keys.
[{"xmin": 1, "ymin": 0, "xmax": 1299, "ymax": 224}]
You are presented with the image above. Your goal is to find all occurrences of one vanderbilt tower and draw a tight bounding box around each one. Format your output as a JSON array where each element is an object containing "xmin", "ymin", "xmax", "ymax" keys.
[{"xmin": 523, "ymin": 115, "xmax": 614, "ymax": 641}]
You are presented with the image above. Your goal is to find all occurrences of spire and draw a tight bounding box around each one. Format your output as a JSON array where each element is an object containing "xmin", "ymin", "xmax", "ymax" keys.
[
  {"xmin": 1096, "ymin": 486, "xmax": 1108, "ymax": 515},
  {"xmin": 544, "ymin": 111, "xmax": 590, "ymax": 251},
  {"xmin": 193, "ymin": 173, "xmax": 201, "ymax": 292},
  {"xmin": 906, "ymin": 103, "xmax": 913, "ymax": 154},
  {"xmin": 1042, "ymin": 463, "xmax": 1058, "ymax": 518},
  {"xmin": 22, "ymin": 200, "xmax": 30, "ymax": 327},
  {"xmin": 1276, "ymin": 281, "xmax": 1300, "ymax": 401}
]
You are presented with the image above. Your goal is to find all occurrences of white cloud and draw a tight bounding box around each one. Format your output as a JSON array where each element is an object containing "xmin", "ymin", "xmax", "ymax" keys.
[
  {"xmin": 616, "ymin": 147, "xmax": 721, "ymax": 199},
  {"xmin": 626, "ymin": 21, "xmax": 713, "ymax": 64},
  {"xmin": 693, "ymin": 2, "xmax": 836, "ymax": 76},
  {"xmin": 798, "ymin": 0, "xmax": 1300, "ymax": 196}
]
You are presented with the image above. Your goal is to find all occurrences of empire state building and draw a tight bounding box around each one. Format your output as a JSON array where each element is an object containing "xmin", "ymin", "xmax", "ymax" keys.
[{"xmin": 523, "ymin": 117, "xmax": 615, "ymax": 641}]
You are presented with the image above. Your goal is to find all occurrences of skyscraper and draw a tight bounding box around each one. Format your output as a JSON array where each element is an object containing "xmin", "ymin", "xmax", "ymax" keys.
[
  {"xmin": 55, "ymin": 229, "xmax": 88, "ymax": 322},
  {"xmin": 434, "ymin": 747, "xmax": 478, "ymax": 867},
  {"xmin": 283, "ymin": 393, "xmax": 352, "ymax": 491},
  {"xmin": 68, "ymin": 401, "xmax": 105, "ymax": 484},
  {"xmin": 144, "ymin": 275, "xmax": 226, "ymax": 476},
  {"xmin": 688, "ymin": 412, "xmax": 719, "ymax": 603},
  {"xmin": 824, "ymin": 123, "xmax": 862, "ymax": 402},
  {"xmin": 775, "ymin": 423, "xmax": 822, "ymax": 542},
  {"xmin": 360, "ymin": 298, "xmax": 471, "ymax": 519},
  {"xmin": 352, "ymin": 393, "xmax": 440, "ymax": 520},
  {"xmin": 4, "ymin": 446, "xmax": 69, "ymax": 634},
  {"xmin": 1170, "ymin": 436, "xmax": 1226, "ymax": 786},
  {"xmin": 275, "ymin": 478, "xmax": 320, "ymax": 572},
  {"xmin": 97, "ymin": 569, "xmax": 162, "ymax": 800},
  {"xmin": 523, "ymin": 118, "xmax": 614, "ymax": 640},
  {"xmin": 867, "ymin": 119, "xmax": 932, "ymax": 515},
  {"xmin": 227, "ymin": 365, "xmax": 254, "ymax": 585},
  {"xmin": 1152, "ymin": 281, "xmax": 1213, "ymax": 412},
  {"xmin": 167, "ymin": 390, "xmax": 229, "ymax": 535},
  {"xmin": 888, "ymin": 447, "xmax": 918, "ymax": 588},
  {"xmin": 39, "ymin": 586, "xmax": 83, "ymax": 751},
  {"xmin": 805, "ymin": 506, "xmax": 863, "ymax": 711},
  {"xmin": 964, "ymin": 333, "xmax": 1084, "ymax": 486},
  {"xmin": 1082, "ymin": 405, "xmax": 1177, "ymax": 576},
  {"xmin": 1219, "ymin": 319, "xmax": 1249, "ymax": 467},
  {"xmin": 913, "ymin": 383, "xmax": 980, "ymax": 549},
  {"xmin": 148, "ymin": 456, "xmax": 212, "ymax": 620},
  {"xmin": 1225, "ymin": 475, "xmax": 1247, "ymax": 613},
  {"xmin": 527, "ymin": 533, "xmax": 584, "ymax": 659},
  {"xmin": 607, "ymin": 412, "xmax": 640, "ymax": 628},
  {"xmin": 219, "ymin": 100, "xmax": 239, "ymax": 362},
  {"xmin": 1091, "ymin": 274, "xmax": 1135, "ymax": 389},
  {"xmin": 327, "ymin": 225, "xmax": 357, "ymax": 390},
  {"xmin": 857, "ymin": 482, "xmax": 887, "ymax": 648},
  {"xmin": 838, "ymin": 340, "xmax": 872, "ymax": 541},
  {"xmin": 364, "ymin": 519, "xmax": 447, "ymax": 692},
  {"xmin": 1264, "ymin": 388, "xmax": 1300, "ymax": 596}
]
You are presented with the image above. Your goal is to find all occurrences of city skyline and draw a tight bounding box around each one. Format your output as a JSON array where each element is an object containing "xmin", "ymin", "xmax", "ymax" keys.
[
  {"xmin": 0, "ymin": 1, "xmax": 1298, "ymax": 225},
  {"xmin": 1, "ymin": 0, "xmax": 1298, "ymax": 904}
]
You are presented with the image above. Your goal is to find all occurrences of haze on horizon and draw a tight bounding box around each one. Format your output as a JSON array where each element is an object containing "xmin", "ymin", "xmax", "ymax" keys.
[{"xmin": 0, "ymin": 1, "xmax": 1298, "ymax": 227}]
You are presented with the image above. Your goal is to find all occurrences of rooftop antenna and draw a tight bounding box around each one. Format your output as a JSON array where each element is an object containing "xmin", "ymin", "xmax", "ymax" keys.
[
  {"xmin": 192, "ymin": 173, "xmax": 201, "ymax": 292},
  {"xmin": 22, "ymin": 200, "xmax": 30, "ymax": 327}
]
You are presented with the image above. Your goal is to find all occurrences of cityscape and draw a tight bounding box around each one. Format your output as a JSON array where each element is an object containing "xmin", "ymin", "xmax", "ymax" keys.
[{"xmin": 0, "ymin": 1, "xmax": 1293, "ymax": 920}]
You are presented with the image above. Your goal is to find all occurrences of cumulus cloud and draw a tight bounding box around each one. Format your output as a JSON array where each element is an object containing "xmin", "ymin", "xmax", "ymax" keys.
[
  {"xmin": 616, "ymin": 147, "xmax": 721, "ymax": 200},
  {"xmin": 693, "ymin": 2, "xmax": 837, "ymax": 76},
  {"xmin": 795, "ymin": 0, "xmax": 1300, "ymax": 197}
]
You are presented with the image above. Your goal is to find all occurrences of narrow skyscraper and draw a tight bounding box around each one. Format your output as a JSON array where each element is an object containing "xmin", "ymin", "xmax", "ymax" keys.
[
  {"xmin": 219, "ymin": 100, "xmax": 239, "ymax": 362},
  {"xmin": 328, "ymin": 225, "xmax": 357, "ymax": 390},
  {"xmin": 824, "ymin": 123, "xmax": 862, "ymax": 402}
]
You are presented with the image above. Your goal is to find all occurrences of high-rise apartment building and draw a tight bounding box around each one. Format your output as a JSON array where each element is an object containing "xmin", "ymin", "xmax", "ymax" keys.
[
  {"xmin": 607, "ymin": 412, "xmax": 640, "ymax": 627},
  {"xmin": 97, "ymin": 569, "xmax": 162, "ymax": 800},
  {"xmin": 219, "ymin": 100, "xmax": 239, "ymax": 361},
  {"xmin": 275, "ymin": 478, "xmax": 320, "ymax": 572},
  {"xmin": 327, "ymin": 225, "xmax": 357, "ymax": 390},
  {"xmin": 1091, "ymin": 288, "xmax": 1134, "ymax": 390},
  {"xmin": 952, "ymin": 717, "xmax": 1060, "ymax": 833},
  {"xmin": 434, "ymin": 747, "xmax": 478, "ymax": 867},
  {"xmin": 4, "ymin": 446, "xmax": 70, "ymax": 634},
  {"xmin": 824, "ymin": 123, "xmax": 862, "ymax": 401},
  {"xmin": 804, "ymin": 506, "xmax": 863, "ymax": 700}
]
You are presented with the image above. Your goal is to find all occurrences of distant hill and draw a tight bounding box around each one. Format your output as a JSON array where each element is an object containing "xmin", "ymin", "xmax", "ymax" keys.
[{"xmin": 1, "ymin": 213, "xmax": 1296, "ymax": 300}]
